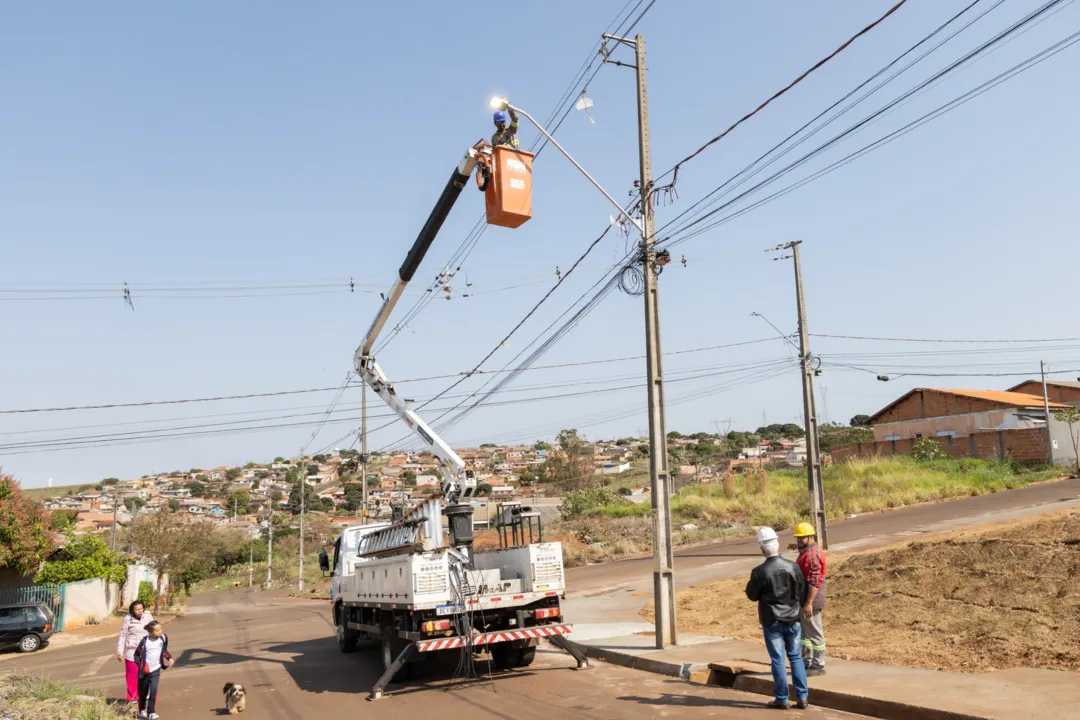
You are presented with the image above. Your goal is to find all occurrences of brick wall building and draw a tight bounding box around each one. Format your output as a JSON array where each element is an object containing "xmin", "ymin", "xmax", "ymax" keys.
[
  {"xmin": 1008, "ymin": 380, "xmax": 1080, "ymax": 405},
  {"xmin": 866, "ymin": 388, "xmax": 1068, "ymax": 442}
]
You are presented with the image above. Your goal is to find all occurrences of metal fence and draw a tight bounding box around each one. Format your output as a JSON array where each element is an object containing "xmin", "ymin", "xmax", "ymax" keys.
[{"xmin": 0, "ymin": 583, "xmax": 66, "ymax": 631}]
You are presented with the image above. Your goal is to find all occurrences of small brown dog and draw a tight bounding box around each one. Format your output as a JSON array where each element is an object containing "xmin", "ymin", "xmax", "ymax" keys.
[{"xmin": 223, "ymin": 683, "xmax": 247, "ymax": 714}]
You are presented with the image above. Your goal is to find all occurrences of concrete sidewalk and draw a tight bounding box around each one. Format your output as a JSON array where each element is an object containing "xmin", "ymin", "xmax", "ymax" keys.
[{"xmin": 563, "ymin": 629, "xmax": 1079, "ymax": 720}]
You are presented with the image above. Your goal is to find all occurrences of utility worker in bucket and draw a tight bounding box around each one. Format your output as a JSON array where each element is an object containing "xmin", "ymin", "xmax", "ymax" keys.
[
  {"xmin": 794, "ymin": 522, "xmax": 827, "ymax": 676},
  {"xmin": 491, "ymin": 101, "xmax": 520, "ymax": 149}
]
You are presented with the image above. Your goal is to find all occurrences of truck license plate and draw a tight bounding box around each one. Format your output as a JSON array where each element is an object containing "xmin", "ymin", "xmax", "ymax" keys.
[{"xmin": 436, "ymin": 604, "xmax": 464, "ymax": 616}]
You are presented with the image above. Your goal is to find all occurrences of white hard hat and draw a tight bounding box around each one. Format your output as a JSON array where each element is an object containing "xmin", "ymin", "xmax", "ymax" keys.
[{"xmin": 757, "ymin": 527, "xmax": 779, "ymax": 544}]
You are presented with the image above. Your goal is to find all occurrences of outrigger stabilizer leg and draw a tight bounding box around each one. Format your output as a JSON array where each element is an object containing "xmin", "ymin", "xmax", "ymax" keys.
[
  {"xmin": 549, "ymin": 635, "xmax": 590, "ymax": 669},
  {"xmin": 369, "ymin": 644, "xmax": 418, "ymax": 700}
]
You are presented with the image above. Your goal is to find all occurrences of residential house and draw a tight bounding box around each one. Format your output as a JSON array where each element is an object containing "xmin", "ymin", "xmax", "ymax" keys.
[
  {"xmin": 414, "ymin": 475, "xmax": 439, "ymax": 488},
  {"xmin": 866, "ymin": 388, "xmax": 1068, "ymax": 441},
  {"xmin": 597, "ymin": 461, "xmax": 631, "ymax": 475},
  {"xmin": 783, "ymin": 439, "xmax": 808, "ymax": 466}
]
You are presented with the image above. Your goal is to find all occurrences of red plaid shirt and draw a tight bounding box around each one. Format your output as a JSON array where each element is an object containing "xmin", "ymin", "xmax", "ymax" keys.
[{"xmin": 796, "ymin": 542, "xmax": 827, "ymax": 610}]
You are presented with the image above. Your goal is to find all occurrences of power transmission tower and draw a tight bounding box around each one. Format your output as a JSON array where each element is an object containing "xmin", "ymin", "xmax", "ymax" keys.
[
  {"xmin": 603, "ymin": 31, "xmax": 676, "ymax": 648},
  {"xmin": 782, "ymin": 241, "xmax": 828, "ymax": 549}
]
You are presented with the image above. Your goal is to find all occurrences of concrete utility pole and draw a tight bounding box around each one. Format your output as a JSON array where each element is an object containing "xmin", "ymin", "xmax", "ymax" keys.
[
  {"xmin": 248, "ymin": 537, "xmax": 253, "ymax": 589},
  {"xmin": 110, "ymin": 482, "xmax": 119, "ymax": 552},
  {"xmin": 1041, "ymin": 360, "xmax": 1054, "ymax": 465},
  {"xmin": 788, "ymin": 241, "xmax": 828, "ymax": 549},
  {"xmin": 299, "ymin": 472, "xmax": 306, "ymax": 592},
  {"xmin": 603, "ymin": 31, "xmax": 676, "ymax": 648},
  {"xmin": 266, "ymin": 516, "xmax": 273, "ymax": 589},
  {"xmin": 361, "ymin": 384, "xmax": 369, "ymax": 525}
]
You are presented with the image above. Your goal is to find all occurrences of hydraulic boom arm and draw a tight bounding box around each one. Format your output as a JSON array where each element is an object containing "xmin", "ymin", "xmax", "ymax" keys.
[{"xmin": 353, "ymin": 146, "xmax": 481, "ymax": 503}]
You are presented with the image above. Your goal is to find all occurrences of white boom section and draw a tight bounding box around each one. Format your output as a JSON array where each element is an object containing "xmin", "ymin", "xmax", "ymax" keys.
[{"xmin": 349, "ymin": 145, "xmax": 481, "ymax": 551}]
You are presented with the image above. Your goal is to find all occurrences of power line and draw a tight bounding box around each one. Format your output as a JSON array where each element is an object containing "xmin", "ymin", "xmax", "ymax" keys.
[
  {"xmin": 653, "ymin": 0, "xmax": 998, "ymax": 241},
  {"xmin": 659, "ymin": 4, "xmax": 1078, "ymax": 248},
  {"xmin": 814, "ymin": 333, "xmax": 1080, "ymax": 344},
  {"xmin": 663, "ymin": 0, "xmax": 909, "ymax": 188}
]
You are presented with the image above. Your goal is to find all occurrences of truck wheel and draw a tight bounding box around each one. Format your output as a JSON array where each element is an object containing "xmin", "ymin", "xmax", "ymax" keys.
[
  {"xmin": 381, "ymin": 626, "xmax": 411, "ymax": 682},
  {"xmin": 516, "ymin": 647, "xmax": 536, "ymax": 667},
  {"xmin": 337, "ymin": 617, "xmax": 358, "ymax": 653},
  {"xmin": 491, "ymin": 643, "xmax": 535, "ymax": 670}
]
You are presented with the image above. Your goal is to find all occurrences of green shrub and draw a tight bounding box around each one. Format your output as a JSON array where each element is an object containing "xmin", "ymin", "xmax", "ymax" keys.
[
  {"xmin": 34, "ymin": 534, "xmax": 126, "ymax": 585},
  {"xmin": 912, "ymin": 437, "xmax": 948, "ymax": 462},
  {"xmin": 137, "ymin": 581, "xmax": 155, "ymax": 608},
  {"xmin": 560, "ymin": 487, "xmax": 619, "ymax": 520}
]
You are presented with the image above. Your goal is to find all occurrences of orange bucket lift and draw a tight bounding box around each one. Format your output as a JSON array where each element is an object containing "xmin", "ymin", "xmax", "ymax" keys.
[{"xmin": 477, "ymin": 144, "xmax": 534, "ymax": 228}]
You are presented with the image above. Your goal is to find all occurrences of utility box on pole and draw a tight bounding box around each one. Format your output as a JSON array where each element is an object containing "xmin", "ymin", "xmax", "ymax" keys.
[{"xmin": 485, "ymin": 146, "xmax": 534, "ymax": 228}]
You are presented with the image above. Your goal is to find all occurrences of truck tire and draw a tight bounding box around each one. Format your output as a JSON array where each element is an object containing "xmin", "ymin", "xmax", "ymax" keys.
[
  {"xmin": 381, "ymin": 626, "xmax": 411, "ymax": 682},
  {"xmin": 491, "ymin": 643, "xmax": 536, "ymax": 670},
  {"xmin": 336, "ymin": 615, "xmax": 358, "ymax": 653}
]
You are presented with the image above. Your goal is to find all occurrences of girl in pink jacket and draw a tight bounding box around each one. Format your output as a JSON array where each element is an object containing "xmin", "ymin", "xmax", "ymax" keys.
[{"xmin": 117, "ymin": 601, "xmax": 154, "ymax": 704}]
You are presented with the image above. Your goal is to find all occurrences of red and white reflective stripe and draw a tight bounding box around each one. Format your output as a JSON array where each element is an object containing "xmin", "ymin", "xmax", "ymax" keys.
[{"xmin": 415, "ymin": 624, "xmax": 571, "ymax": 653}]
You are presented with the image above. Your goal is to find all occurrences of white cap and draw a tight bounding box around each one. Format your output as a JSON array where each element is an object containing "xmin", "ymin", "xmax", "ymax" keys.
[{"xmin": 757, "ymin": 527, "xmax": 778, "ymax": 544}]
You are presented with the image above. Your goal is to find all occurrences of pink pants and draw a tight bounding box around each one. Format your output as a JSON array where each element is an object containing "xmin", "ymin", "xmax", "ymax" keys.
[{"xmin": 124, "ymin": 660, "xmax": 139, "ymax": 702}]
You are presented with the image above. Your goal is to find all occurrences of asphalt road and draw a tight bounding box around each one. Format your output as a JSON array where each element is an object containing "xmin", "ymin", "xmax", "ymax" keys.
[{"xmin": 8, "ymin": 591, "xmax": 863, "ymax": 719}]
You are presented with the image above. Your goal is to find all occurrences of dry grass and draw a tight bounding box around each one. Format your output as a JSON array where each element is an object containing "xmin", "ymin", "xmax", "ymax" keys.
[
  {"xmin": 0, "ymin": 673, "xmax": 127, "ymax": 719},
  {"xmin": 643, "ymin": 508, "xmax": 1080, "ymax": 674}
]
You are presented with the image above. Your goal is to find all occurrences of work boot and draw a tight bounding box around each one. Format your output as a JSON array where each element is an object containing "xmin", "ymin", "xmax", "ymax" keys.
[
  {"xmin": 766, "ymin": 699, "xmax": 789, "ymax": 709},
  {"xmin": 796, "ymin": 698, "xmax": 809, "ymax": 709},
  {"xmin": 806, "ymin": 666, "xmax": 826, "ymax": 677}
]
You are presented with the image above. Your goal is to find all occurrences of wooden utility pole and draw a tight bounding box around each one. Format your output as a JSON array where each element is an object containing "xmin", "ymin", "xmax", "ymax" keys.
[
  {"xmin": 1041, "ymin": 360, "xmax": 1054, "ymax": 465},
  {"xmin": 788, "ymin": 241, "xmax": 828, "ymax": 549}
]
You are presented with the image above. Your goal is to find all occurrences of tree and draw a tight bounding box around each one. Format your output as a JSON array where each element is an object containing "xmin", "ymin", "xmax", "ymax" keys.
[
  {"xmin": 1053, "ymin": 407, "xmax": 1080, "ymax": 472},
  {"xmin": 544, "ymin": 429, "xmax": 596, "ymax": 491},
  {"xmin": 532, "ymin": 441, "xmax": 552, "ymax": 452},
  {"xmin": 188, "ymin": 481, "xmax": 207, "ymax": 498},
  {"xmin": 288, "ymin": 482, "xmax": 322, "ymax": 515},
  {"xmin": 225, "ymin": 468, "xmax": 243, "ymax": 482},
  {"xmin": 818, "ymin": 422, "xmax": 873, "ymax": 452},
  {"xmin": 402, "ymin": 470, "xmax": 417, "ymax": 484},
  {"xmin": 225, "ymin": 490, "xmax": 251, "ymax": 515},
  {"xmin": 0, "ymin": 474, "xmax": 53, "ymax": 575},
  {"xmin": 306, "ymin": 464, "xmax": 319, "ymax": 476},
  {"xmin": 195, "ymin": 474, "xmax": 209, "ymax": 483},
  {"xmin": 693, "ymin": 440, "xmax": 718, "ymax": 466},
  {"xmin": 312, "ymin": 454, "xmax": 329, "ymax": 464},
  {"xmin": 127, "ymin": 510, "xmax": 220, "ymax": 609},
  {"xmin": 667, "ymin": 430, "xmax": 683, "ymax": 440},
  {"xmin": 124, "ymin": 496, "xmax": 146, "ymax": 513},
  {"xmin": 850, "ymin": 414, "xmax": 872, "ymax": 427},
  {"xmin": 518, "ymin": 470, "xmax": 536, "ymax": 486},
  {"xmin": 35, "ymin": 533, "xmax": 126, "ymax": 585},
  {"xmin": 273, "ymin": 457, "xmax": 285, "ymax": 464},
  {"xmin": 480, "ymin": 443, "xmax": 499, "ymax": 448},
  {"xmin": 637, "ymin": 444, "xmax": 649, "ymax": 458},
  {"xmin": 476, "ymin": 483, "xmax": 493, "ymax": 497},
  {"xmin": 270, "ymin": 490, "xmax": 283, "ymax": 503},
  {"xmin": 49, "ymin": 509, "xmax": 78, "ymax": 531},
  {"xmin": 101, "ymin": 478, "xmax": 120, "ymax": 486},
  {"xmin": 167, "ymin": 498, "xmax": 181, "ymax": 512}
]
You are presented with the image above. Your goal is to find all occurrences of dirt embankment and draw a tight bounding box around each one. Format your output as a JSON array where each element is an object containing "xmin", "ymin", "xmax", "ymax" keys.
[{"xmin": 644, "ymin": 508, "xmax": 1080, "ymax": 674}]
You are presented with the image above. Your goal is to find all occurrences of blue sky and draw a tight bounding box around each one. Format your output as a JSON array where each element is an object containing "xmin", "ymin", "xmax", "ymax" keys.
[{"xmin": 3, "ymin": 1, "xmax": 1079, "ymax": 487}]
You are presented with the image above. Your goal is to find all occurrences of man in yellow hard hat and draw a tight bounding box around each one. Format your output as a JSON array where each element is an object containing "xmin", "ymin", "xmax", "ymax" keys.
[{"xmin": 794, "ymin": 522, "xmax": 827, "ymax": 676}]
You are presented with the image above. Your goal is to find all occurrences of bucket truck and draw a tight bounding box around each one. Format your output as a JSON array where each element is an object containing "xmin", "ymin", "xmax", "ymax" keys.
[{"xmin": 327, "ymin": 143, "xmax": 587, "ymax": 699}]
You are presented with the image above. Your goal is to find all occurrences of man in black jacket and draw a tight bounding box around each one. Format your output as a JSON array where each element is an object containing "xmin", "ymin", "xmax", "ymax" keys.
[{"xmin": 745, "ymin": 526, "xmax": 809, "ymax": 709}]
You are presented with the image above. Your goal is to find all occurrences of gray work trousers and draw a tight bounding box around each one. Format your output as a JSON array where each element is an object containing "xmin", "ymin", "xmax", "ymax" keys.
[{"xmin": 800, "ymin": 609, "xmax": 825, "ymax": 668}]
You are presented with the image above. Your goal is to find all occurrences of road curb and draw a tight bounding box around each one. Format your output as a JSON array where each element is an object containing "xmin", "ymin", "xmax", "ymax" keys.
[
  {"xmin": 561, "ymin": 640, "xmax": 989, "ymax": 720},
  {"xmin": 560, "ymin": 638, "xmax": 708, "ymax": 681}
]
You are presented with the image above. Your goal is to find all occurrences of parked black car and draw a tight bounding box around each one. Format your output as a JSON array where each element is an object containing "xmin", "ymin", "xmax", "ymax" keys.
[{"xmin": 0, "ymin": 603, "xmax": 55, "ymax": 653}]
